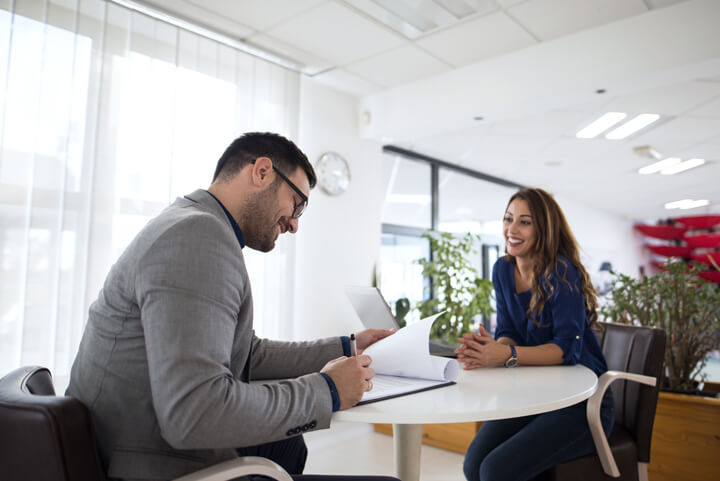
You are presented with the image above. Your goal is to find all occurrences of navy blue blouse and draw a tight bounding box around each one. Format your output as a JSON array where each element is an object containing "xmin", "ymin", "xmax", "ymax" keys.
[{"xmin": 492, "ymin": 256, "xmax": 607, "ymax": 376}]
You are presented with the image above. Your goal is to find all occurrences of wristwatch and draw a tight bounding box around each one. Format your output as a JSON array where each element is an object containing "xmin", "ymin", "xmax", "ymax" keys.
[{"xmin": 505, "ymin": 345, "xmax": 518, "ymax": 368}]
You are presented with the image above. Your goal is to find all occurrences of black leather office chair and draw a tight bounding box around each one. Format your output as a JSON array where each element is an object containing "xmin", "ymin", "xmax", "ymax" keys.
[
  {"xmin": 0, "ymin": 366, "xmax": 400, "ymax": 481},
  {"xmin": 0, "ymin": 365, "xmax": 293, "ymax": 481},
  {"xmin": 543, "ymin": 322, "xmax": 666, "ymax": 481}
]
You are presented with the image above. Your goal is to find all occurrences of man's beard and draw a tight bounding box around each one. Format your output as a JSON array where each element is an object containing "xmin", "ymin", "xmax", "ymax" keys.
[{"xmin": 241, "ymin": 183, "xmax": 281, "ymax": 252}]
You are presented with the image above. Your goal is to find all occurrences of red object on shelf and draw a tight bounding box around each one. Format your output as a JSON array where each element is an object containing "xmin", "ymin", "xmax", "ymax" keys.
[
  {"xmin": 691, "ymin": 252, "xmax": 720, "ymax": 266},
  {"xmin": 698, "ymin": 270, "xmax": 720, "ymax": 283},
  {"xmin": 684, "ymin": 233, "xmax": 720, "ymax": 249},
  {"xmin": 644, "ymin": 244, "xmax": 692, "ymax": 257},
  {"xmin": 634, "ymin": 224, "xmax": 688, "ymax": 240},
  {"xmin": 675, "ymin": 215, "xmax": 720, "ymax": 230}
]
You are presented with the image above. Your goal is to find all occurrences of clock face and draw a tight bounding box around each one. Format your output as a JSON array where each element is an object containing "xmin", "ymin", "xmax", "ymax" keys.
[{"xmin": 316, "ymin": 152, "xmax": 350, "ymax": 196}]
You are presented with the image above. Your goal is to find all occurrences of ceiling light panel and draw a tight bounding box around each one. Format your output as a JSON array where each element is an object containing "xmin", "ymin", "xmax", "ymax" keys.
[
  {"xmin": 664, "ymin": 199, "xmax": 710, "ymax": 210},
  {"xmin": 575, "ymin": 112, "xmax": 627, "ymax": 139},
  {"xmin": 660, "ymin": 158, "xmax": 706, "ymax": 175},
  {"xmin": 637, "ymin": 157, "xmax": 681, "ymax": 175},
  {"xmin": 346, "ymin": 0, "xmax": 486, "ymax": 39},
  {"xmin": 605, "ymin": 113, "xmax": 660, "ymax": 140}
]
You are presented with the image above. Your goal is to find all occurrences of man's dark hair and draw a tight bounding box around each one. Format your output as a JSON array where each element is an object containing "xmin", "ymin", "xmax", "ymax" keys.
[{"xmin": 212, "ymin": 132, "xmax": 316, "ymax": 188}]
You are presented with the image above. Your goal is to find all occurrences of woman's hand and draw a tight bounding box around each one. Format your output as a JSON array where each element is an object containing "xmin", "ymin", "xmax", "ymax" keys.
[
  {"xmin": 455, "ymin": 326, "xmax": 513, "ymax": 370},
  {"xmin": 355, "ymin": 328, "xmax": 396, "ymax": 354}
]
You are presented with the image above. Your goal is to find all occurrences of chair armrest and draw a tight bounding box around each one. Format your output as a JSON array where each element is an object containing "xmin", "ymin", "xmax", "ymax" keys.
[
  {"xmin": 587, "ymin": 370, "xmax": 656, "ymax": 478},
  {"xmin": 173, "ymin": 456, "xmax": 293, "ymax": 481}
]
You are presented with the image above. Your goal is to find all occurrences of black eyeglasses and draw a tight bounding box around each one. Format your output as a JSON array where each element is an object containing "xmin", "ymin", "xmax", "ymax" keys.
[
  {"xmin": 251, "ymin": 160, "xmax": 308, "ymax": 218},
  {"xmin": 272, "ymin": 166, "xmax": 308, "ymax": 218}
]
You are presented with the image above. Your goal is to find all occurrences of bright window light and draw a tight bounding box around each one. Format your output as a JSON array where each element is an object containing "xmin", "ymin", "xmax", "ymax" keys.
[
  {"xmin": 605, "ymin": 113, "xmax": 660, "ymax": 140},
  {"xmin": 638, "ymin": 157, "xmax": 681, "ymax": 174},
  {"xmin": 660, "ymin": 158, "xmax": 706, "ymax": 175},
  {"xmin": 575, "ymin": 112, "xmax": 627, "ymax": 139},
  {"xmin": 387, "ymin": 194, "xmax": 431, "ymax": 204}
]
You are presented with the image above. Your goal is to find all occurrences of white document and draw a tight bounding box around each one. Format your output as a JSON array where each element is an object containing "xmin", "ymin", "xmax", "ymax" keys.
[{"xmin": 359, "ymin": 312, "xmax": 459, "ymax": 404}]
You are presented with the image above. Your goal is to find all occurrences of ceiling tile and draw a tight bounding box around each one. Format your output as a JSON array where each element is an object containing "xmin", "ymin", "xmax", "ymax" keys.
[
  {"xmin": 602, "ymin": 81, "xmax": 720, "ymax": 117},
  {"xmin": 495, "ymin": 0, "xmax": 528, "ymax": 7},
  {"xmin": 415, "ymin": 11, "xmax": 537, "ymax": 67},
  {"xmin": 311, "ymin": 68, "xmax": 383, "ymax": 97},
  {"xmin": 185, "ymin": 0, "xmax": 325, "ymax": 31},
  {"xmin": 345, "ymin": 45, "xmax": 451, "ymax": 88},
  {"xmin": 264, "ymin": 1, "xmax": 406, "ymax": 65},
  {"xmin": 634, "ymin": 116, "xmax": 720, "ymax": 149},
  {"xmin": 249, "ymin": 33, "xmax": 333, "ymax": 75},
  {"xmin": 488, "ymin": 110, "xmax": 589, "ymax": 137},
  {"xmin": 677, "ymin": 143, "xmax": 720, "ymax": 161},
  {"xmin": 508, "ymin": 0, "xmax": 647, "ymax": 41},
  {"xmin": 140, "ymin": 0, "xmax": 256, "ymax": 38},
  {"xmin": 687, "ymin": 94, "xmax": 720, "ymax": 118},
  {"xmin": 645, "ymin": 0, "xmax": 689, "ymax": 9}
]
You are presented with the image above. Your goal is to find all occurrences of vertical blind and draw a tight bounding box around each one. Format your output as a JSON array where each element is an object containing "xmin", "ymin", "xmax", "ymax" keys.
[{"xmin": 0, "ymin": 0, "xmax": 300, "ymax": 390}]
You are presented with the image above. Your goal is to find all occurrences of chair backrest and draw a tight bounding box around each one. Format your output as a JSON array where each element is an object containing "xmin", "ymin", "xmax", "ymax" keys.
[
  {"xmin": 598, "ymin": 322, "xmax": 666, "ymax": 463},
  {"xmin": 0, "ymin": 366, "xmax": 107, "ymax": 481}
]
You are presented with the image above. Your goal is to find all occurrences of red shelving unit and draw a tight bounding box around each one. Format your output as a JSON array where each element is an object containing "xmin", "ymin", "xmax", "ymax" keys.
[
  {"xmin": 644, "ymin": 244, "xmax": 693, "ymax": 258},
  {"xmin": 698, "ymin": 270, "xmax": 720, "ymax": 283},
  {"xmin": 634, "ymin": 224, "xmax": 688, "ymax": 240},
  {"xmin": 675, "ymin": 215, "xmax": 720, "ymax": 230},
  {"xmin": 691, "ymin": 252, "xmax": 720, "ymax": 266},
  {"xmin": 684, "ymin": 233, "xmax": 720, "ymax": 249}
]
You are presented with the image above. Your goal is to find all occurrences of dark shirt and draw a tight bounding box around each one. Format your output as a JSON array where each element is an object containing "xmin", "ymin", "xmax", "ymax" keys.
[
  {"xmin": 205, "ymin": 191, "xmax": 347, "ymax": 411},
  {"xmin": 492, "ymin": 256, "xmax": 607, "ymax": 376}
]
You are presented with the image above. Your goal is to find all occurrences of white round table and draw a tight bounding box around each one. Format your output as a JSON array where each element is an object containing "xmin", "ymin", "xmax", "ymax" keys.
[{"xmin": 333, "ymin": 365, "xmax": 597, "ymax": 481}]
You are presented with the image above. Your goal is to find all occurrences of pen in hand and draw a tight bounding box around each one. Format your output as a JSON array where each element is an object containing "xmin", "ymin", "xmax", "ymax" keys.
[{"xmin": 350, "ymin": 333, "xmax": 357, "ymax": 357}]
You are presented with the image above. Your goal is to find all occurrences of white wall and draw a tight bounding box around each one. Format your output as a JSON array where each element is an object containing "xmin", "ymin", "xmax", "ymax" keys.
[
  {"xmin": 293, "ymin": 78, "xmax": 383, "ymax": 340},
  {"xmin": 555, "ymin": 193, "xmax": 649, "ymax": 282},
  {"xmin": 290, "ymin": 80, "xmax": 648, "ymax": 341}
]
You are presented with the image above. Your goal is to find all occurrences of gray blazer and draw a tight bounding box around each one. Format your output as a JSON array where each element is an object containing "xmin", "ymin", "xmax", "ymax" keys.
[{"xmin": 67, "ymin": 189, "xmax": 344, "ymax": 481}]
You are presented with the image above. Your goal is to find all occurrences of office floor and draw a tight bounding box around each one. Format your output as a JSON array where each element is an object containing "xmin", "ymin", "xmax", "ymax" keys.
[{"xmin": 305, "ymin": 421, "xmax": 466, "ymax": 481}]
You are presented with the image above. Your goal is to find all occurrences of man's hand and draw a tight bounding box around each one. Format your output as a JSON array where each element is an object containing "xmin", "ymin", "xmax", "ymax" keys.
[
  {"xmin": 355, "ymin": 328, "xmax": 395, "ymax": 353},
  {"xmin": 455, "ymin": 325, "xmax": 512, "ymax": 370},
  {"xmin": 321, "ymin": 355, "xmax": 375, "ymax": 410}
]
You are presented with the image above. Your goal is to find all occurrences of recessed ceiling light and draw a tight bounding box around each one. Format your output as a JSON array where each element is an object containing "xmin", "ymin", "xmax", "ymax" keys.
[
  {"xmin": 605, "ymin": 113, "xmax": 660, "ymax": 140},
  {"xmin": 660, "ymin": 158, "xmax": 706, "ymax": 175},
  {"xmin": 576, "ymin": 112, "xmax": 627, "ymax": 139},
  {"xmin": 664, "ymin": 199, "xmax": 710, "ymax": 210},
  {"xmin": 638, "ymin": 157, "xmax": 681, "ymax": 174}
]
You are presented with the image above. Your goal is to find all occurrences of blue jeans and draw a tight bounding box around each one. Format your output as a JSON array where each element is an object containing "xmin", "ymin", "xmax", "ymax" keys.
[{"xmin": 463, "ymin": 390, "xmax": 614, "ymax": 481}]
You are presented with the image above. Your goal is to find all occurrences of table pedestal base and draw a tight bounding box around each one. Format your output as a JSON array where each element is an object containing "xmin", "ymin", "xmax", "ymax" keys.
[{"xmin": 393, "ymin": 424, "xmax": 423, "ymax": 481}]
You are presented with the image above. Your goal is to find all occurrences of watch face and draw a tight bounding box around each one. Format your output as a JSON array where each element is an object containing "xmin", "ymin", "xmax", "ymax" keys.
[{"xmin": 316, "ymin": 152, "xmax": 350, "ymax": 196}]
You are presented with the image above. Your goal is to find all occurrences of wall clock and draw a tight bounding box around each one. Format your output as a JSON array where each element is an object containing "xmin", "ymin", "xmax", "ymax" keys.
[{"xmin": 316, "ymin": 152, "xmax": 350, "ymax": 196}]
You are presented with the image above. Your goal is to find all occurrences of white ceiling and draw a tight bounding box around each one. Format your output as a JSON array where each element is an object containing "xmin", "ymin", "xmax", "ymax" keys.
[{"xmin": 133, "ymin": 0, "xmax": 720, "ymax": 221}]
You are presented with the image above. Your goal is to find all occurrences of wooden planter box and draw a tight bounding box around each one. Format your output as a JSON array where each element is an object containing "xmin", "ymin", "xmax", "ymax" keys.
[
  {"xmin": 648, "ymin": 383, "xmax": 720, "ymax": 481},
  {"xmin": 374, "ymin": 422, "xmax": 481, "ymax": 455},
  {"xmin": 374, "ymin": 382, "xmax": 720, "ymax": 480}
]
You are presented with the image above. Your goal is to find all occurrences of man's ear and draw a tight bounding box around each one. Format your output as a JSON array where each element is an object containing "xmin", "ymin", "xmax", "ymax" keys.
[{"xmin": 251, "ymin": 157, "xmax": 273, "ymax": 187}]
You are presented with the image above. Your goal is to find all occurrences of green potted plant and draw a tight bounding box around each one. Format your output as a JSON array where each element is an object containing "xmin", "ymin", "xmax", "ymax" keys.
[
  {"xmin": 600, "ymin": 261, "xmax": 720, "ymax": 392},
  {"xmin": 415, "ymin": 231, "xmax": 495, "ymax": 342},
  {"xmin": 600, "ymin": 260, "xmax": 720, "ymax": 481}
]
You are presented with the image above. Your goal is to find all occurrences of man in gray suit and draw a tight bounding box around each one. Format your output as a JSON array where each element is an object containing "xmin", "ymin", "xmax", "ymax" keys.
[{"xmin": 67, "ymin": 132, "xmax": 397, "ymax": 481}]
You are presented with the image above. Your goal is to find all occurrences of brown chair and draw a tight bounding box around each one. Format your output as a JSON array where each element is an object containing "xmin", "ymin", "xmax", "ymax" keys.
[
  {"xmin": 0, "ymin": 365, "xmax": 293, "ymax": 481},
  {"xmin": 544, "ymin": 322, "xmax": 666, "ymax": 481}
]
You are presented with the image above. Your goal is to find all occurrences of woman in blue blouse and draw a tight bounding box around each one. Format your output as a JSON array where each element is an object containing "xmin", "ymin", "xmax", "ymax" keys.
[{"xmin": 457, "ymin": 187, "xmax": 614, "ymax": 481}]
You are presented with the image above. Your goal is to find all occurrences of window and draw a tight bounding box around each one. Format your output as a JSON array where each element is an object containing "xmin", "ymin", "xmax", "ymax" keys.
[
  {"xmin": 0, "ymin": 0, "xmax": 299, "ymax": 389},
  {"xmin": 378, "ymin": 146, "xmax": 523, "ymax": 330}
]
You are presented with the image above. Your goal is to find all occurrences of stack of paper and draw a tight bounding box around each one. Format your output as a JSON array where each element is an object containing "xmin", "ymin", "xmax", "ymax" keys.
[{"xmin": 359, "ymin": 312, "xmax": 459, "ymax": 404}]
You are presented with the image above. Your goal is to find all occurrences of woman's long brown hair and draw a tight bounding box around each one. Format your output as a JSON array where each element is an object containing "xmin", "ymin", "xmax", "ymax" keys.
[{"xmin": 504, "ymin": 188, "xmax": 599, "ymax": 329}]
